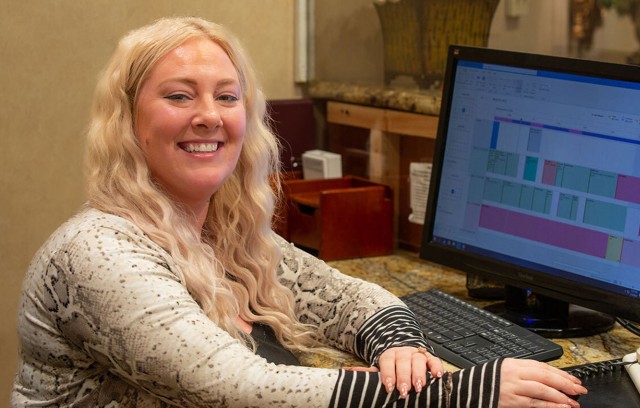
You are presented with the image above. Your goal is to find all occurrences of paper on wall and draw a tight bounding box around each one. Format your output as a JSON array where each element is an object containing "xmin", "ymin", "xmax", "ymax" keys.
[{"xmin": 408, "ymin": 162, "xmax": 432, "ymax": 225}]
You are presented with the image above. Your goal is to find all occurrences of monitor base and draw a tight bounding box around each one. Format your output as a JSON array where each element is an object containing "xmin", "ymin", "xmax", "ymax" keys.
[{"xmin": 484, "ymin": 286, "xmax": 616, "ymax": 338}]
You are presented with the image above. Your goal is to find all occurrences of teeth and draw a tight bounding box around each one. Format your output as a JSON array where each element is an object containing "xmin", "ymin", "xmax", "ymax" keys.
[{"xmin": 184, "ymin": 143, "xmax": 219, "ymax": 153}]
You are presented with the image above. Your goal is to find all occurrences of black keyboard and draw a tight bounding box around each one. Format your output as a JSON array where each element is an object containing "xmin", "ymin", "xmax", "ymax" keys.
[{"xmin": 401, "ymin": 289, "xmax": 563, "ymax": 369}]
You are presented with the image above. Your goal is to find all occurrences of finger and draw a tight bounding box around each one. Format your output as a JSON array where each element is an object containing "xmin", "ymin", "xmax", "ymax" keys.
[
  {"xmin": 540, "ymin": 372, "xmax": 588, "ymax": 398},
  {"xmin": 411, "ymin": 352, "xmax": 428, "ymax": 393},
  {"xmin": 501, "ymin": 359, "xmax": 587, "ymax": 406},
  {"xmin": 500, "ymin": 379, "xmax": 581, "ymax": 408},
  {"xmin": 426, "ymin": 353, "xmax": 444, "ymax": 378},
  {"xmin": 505, "ymin": 395, "xmax": 580, "ymax": 408},
  {"xmin": 394, "ymin": 350, "xmax": 413, "ymax": 398},
  {"xmin": 377, "ymin": 351, "xmax": 397, "ymax": 393},
  {"xmin": 513, "ymin": 360, "xmax": 587, "ymax": 396},
  {"xmin": 518, "ymin": 380, "xmax": 582, "ymax": 407},
  {"xmin": 411, "ymin": 350, "xmax": 442, "ymax": 392},
  {"xmin": 512, "ymin": 359, "xmax": 582, "ymax": 383},
  {"xmin": 540, "ymin": 364, "xmax": 584, "ymax": 387}
]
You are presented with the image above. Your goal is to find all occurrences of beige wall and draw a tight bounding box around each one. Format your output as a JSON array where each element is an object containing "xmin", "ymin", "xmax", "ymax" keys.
[
  {"xmin": 0, "ymin": 0, "xmax": 299, "ymax": 401},
  {"xmin": 314, "ymin": 0, "xmax": 383, "ymax": 84}
]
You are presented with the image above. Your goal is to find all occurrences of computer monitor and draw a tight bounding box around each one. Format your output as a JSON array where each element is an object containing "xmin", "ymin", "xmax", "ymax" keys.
[{"xmin": 420, "ymin": 45, "xmax": 640, "ymax": 338}]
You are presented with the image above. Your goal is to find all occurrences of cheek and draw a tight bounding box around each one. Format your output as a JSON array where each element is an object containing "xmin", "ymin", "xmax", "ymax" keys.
[
  {"xmin": 230, "ymin": 111, "xmax": 247, "ymax": 143},
  {"xmin": 237, "ymin": 121, "xmax": 247, "ymax": 144},
  {"xmin": 137, "ymin": 107, "xmax": 184, "ymax": 147}
]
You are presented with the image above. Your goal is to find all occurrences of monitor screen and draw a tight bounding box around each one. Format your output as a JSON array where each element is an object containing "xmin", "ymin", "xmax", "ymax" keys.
[{"xmin": 420, "ymin": 45, "xmax": 640, "ymax": 337}]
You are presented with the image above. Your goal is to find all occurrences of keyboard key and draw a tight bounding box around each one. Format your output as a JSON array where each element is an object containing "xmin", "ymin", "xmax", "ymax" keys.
[{"xmin": 401, "ymin": 289, "xmax": 563, "ymax": 369}]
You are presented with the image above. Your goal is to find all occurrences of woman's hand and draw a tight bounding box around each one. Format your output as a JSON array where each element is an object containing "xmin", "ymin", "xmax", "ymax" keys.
[
  {"xmin": 498, "ymin": 358, "xmax": 587, "ymax": 408},
  {"xmin": 377, "ymin": 346, "xmax": 444, "ymax": 398},
  {"xmin": 345, "ymin": 346, "xmax": 443, "ymax": 397}
]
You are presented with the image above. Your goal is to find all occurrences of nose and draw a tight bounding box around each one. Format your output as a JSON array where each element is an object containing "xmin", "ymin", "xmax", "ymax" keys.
[{"xmin": 193, "ymin": 97, "xmax": 222, "ymax": 129}]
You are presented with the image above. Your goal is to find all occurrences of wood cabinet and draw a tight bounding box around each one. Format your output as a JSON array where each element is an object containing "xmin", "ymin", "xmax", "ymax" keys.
[
  {"xmin": 280, "ymin": 176, "xmax": 394, "ymax": 260},
  {"xmin": 323, "ymin": 101, "xmax": 438, "ymax": 251}
]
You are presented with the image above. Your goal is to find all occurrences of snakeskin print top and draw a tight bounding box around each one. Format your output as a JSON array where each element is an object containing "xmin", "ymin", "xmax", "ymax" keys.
[{"xmin": 12, "ymin": 207, "xmax": 502, "ymax": 407}]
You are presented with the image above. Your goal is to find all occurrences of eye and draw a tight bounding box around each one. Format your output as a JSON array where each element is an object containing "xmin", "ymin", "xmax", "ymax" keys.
[
  {"xmin": 217, "ymin": 94, "xmax": 239, "ymax": 103},
  {"xmin": 165, "ymin": 94, "xmax": 191, "ymax": 102}
]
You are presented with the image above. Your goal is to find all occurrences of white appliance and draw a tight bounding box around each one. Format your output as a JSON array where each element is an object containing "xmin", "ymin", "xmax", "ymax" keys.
[{"xmin": 301, "ymin": 150, "xmax": 342, "ymax": 180}]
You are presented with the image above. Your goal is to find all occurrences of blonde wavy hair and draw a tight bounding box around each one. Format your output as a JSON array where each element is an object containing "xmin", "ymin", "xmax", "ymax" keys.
[{"xmin": 85, "ymin": 16, "xmax": 317, "ymax": 352}]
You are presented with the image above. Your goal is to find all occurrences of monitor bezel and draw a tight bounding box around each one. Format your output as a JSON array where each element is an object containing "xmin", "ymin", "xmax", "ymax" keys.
[{"xmin": 419, "ymin": 45, "xmax": 640, "ymax": 323}]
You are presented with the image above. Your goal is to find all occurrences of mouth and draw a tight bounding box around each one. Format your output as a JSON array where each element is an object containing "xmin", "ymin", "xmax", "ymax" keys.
[{"xmin": 178, "ymin": 142, "xmax": 222, "ymax": 153}]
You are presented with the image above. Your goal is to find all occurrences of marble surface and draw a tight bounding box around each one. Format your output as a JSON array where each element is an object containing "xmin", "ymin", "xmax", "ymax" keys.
[
  {"xmin": 301, "ymin": 250, "xmax": 639, "ymax": 372},
  {"xmin": 307, "ymin": 81, "xmax": 442, "ymax": 115}
]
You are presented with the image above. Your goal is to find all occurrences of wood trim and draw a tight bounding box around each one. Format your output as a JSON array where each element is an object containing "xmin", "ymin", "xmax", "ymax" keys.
[
  {"xmin": 327, "ymin": 101, "xmax": 438, "ymax": 139},
  {"xmin": 386, "ymin": 109, "xmax": 438, "ymax": 138},
  {"xmin": 327, "ymin": 101, "xmax": 385, "ymax": 130}
]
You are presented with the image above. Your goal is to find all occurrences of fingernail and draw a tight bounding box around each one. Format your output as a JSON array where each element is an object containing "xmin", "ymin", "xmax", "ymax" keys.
[
  {"xmin": 437, "ymin": 371, "xmax": 443, "ymax": 378},
  {"xmin": 568, "ymin": 399, "xmax": 580, "ymax": 408},
  {"xmin": 385, "ymin": 378, "xmax": 394, "ymax": 393},
  {"xmin": 400, "ymin": 383, "xmax": 408, "ymax": 398},
  {"xmin": 574, "ymin": 384, "xmax": 588, "ymax": 394},
  {"xmin": 416, "ymin": 379, "xmax": 423, "ymax": 393}
]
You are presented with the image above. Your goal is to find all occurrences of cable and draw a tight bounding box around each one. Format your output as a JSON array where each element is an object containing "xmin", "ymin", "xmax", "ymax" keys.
[{"xmin": 616, "ymin": 317, "xmax": 640, "ymax": 337}]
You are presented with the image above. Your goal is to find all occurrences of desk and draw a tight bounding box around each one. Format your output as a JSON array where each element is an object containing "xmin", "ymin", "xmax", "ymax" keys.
[{"xmin": 300, "ymin": 250, "xmax": 638, "ymax": 372}]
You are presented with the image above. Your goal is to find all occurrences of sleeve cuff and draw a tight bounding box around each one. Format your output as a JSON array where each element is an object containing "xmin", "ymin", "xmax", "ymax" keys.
[{"xmin": 353, "ymin": 305, "xmax": 434, "ymax": 366}]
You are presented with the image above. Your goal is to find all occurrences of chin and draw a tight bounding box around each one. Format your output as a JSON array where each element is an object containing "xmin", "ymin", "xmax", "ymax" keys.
[{"xmin": 197, "ymin": 178, "xmax": 228, "ymax": 195}]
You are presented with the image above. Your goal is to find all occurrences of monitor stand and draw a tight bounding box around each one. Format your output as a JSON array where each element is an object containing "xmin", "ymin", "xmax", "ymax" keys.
[{"xmin": 484, "ymin": 286, "xmax": 616, "ymax": 338}]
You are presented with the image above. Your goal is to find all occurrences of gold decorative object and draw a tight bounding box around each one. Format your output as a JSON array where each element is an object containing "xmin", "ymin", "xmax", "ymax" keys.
[
  {"xmin": 569, "ymin": 0, "xmax": 603, "ymax": 56},
  {"xmin": 571, "ymin": 0, "xmax": 640, "ymax": 64},
  {"xmin": 374, "ymin": 0, "xmax": 500, "ymax": 89}
]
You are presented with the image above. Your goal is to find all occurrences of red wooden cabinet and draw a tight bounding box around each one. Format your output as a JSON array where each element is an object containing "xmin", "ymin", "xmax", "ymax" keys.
[{"xmin": 277, "ymin": 176, "xmax": 393, "ymax": 260}]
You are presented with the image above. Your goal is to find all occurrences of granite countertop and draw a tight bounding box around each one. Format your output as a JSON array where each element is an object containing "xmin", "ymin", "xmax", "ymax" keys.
[
  {"xmin": 307, "ymin": 81, "xmax": 442, "ymax": 115},
  {"xmin": 300, "ymin": 250, "xmax": 638, "ymax": 372}
]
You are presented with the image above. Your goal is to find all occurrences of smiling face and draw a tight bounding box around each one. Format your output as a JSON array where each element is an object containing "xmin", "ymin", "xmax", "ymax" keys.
[{"xmin": 135, "ymin": 37, "xmax": 246, "ymax": 223}]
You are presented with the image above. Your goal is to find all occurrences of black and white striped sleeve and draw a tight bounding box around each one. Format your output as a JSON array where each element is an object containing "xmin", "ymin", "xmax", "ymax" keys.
[
  {"xmin": 329, "ymin": 358, "xmax": 503, "ymax": 408},
  {"xmin": 353, "ymin": 305, "xmax": 435, "ymax": 366}
]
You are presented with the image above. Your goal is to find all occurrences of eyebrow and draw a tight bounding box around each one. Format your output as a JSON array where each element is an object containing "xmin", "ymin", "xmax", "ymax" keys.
[{"xmin": 159, "ymin": 77, "xmax": 240, "ymax": 89}]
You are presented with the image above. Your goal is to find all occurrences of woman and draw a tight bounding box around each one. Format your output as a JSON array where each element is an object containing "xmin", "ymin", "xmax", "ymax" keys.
[{"xmin": 13, "ymin": 17, "xmax": 586, "ymax": 407}]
